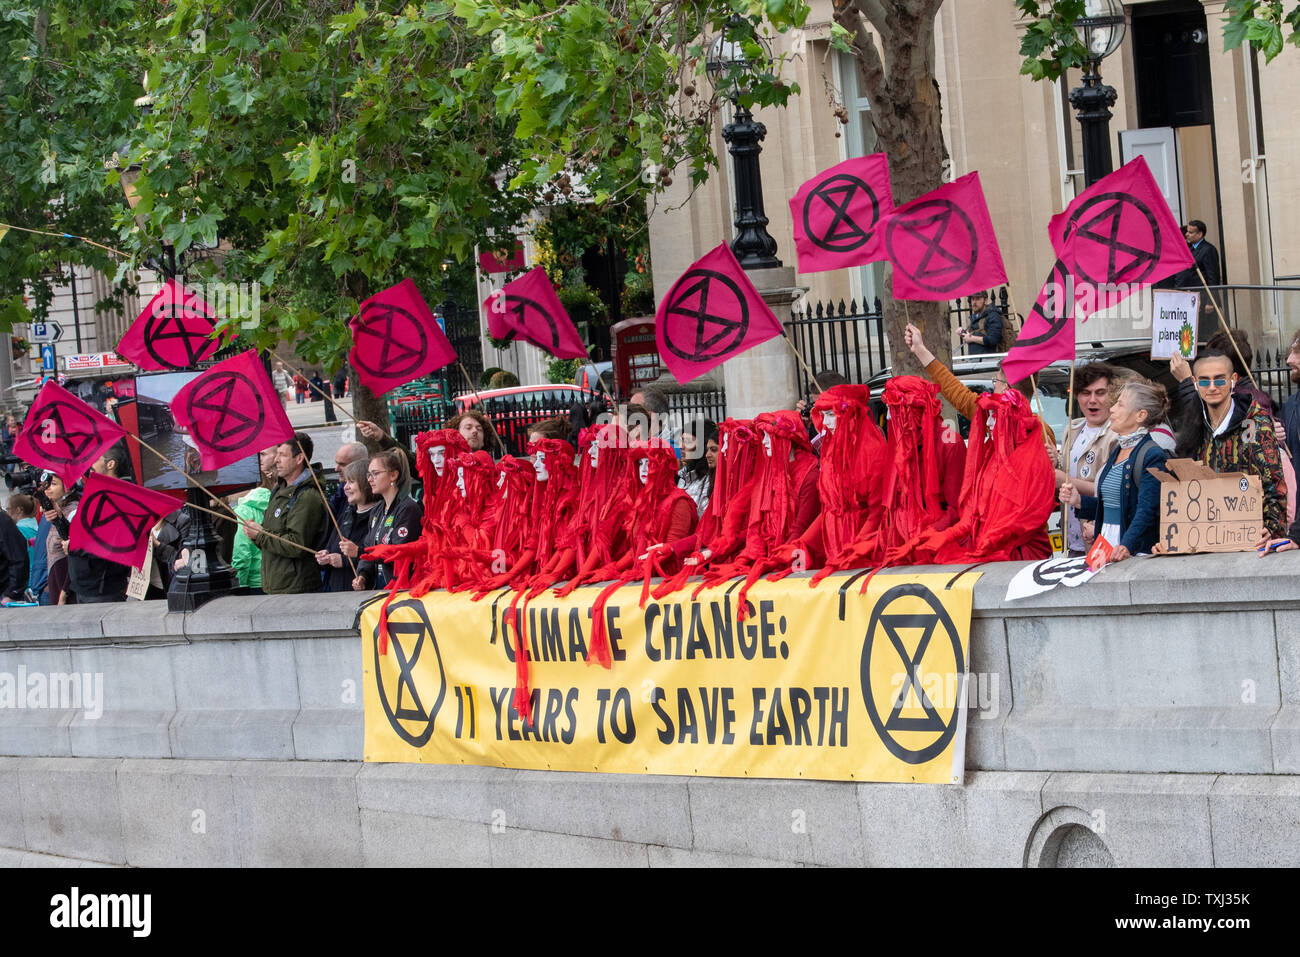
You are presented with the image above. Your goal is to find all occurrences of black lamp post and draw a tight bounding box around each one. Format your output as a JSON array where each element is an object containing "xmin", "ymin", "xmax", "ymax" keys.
[
  {"xmin": 1068, "ymin": 0, "xmax": 1127, "ymax": 187},
  {"xmin": 119, "ymin": 84, "xmax": 238, "ymax": 611},
  {"xmin": 706, "ymin": 19, "xmax": 781, "ymax": 269}
]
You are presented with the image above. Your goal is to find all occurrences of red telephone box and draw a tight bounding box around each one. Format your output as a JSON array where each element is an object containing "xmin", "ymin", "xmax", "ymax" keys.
[{"xmin": 610, "ymin": 317, "xmax": 660, "ymax": 400}]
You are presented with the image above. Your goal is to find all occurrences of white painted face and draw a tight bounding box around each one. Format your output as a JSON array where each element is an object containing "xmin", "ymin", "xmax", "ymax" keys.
[
  {"xmin": 534, "ymin": 451, "xmax": 549, "ymax": 481},
  {"xmin": 722, "ymin": 432, "xmax": 730, "ymax": 456},
  {"xmin": 587, "ymin": 441, "xmax": 600, "ymax": 470},
  {"xmin": 638, "ymin": 458, "xmax": 650, "ymax": 485},
  {"xmin": 456, "ymin": 466, "xmax": 466, "ymax": 498},
  {"xmin": 762, "ymin": 432, "xmax": 772, "ymax": 457},
  {"xmin": 497, "ymin": 471, "xmax": 507, "ymax": 489},
  {"xmin": 823, "ymin": 411, "xmax": 837, "ymax": 432},
  {"xmin": 429, "ymin": 445, "xmax": 446, "ymax": 477}
]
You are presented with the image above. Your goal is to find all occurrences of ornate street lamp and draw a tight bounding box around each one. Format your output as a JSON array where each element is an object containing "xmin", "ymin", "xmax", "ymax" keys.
[
  {"xmin": 117, "ymin": 82, "xmax": 238, "ymax": 612},
  {"xmin": 706, "ymin": 19, "xmax": 781, "ymax": 269},
  {"xmin": 1068, "ymin": 0, "xmax": 1127, "ymax": 187}
]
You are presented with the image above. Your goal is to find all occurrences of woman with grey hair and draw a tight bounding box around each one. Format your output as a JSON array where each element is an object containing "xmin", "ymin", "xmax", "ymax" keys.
[{"xmin": 1059, "ymin": 381, "xmax": 1170, "ymax": 563}]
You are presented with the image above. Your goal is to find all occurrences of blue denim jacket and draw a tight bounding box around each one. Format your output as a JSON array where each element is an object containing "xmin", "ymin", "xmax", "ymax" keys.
[{"xmin": 1077, "ymin": 435, "xmax": 1169, "ymax": 554}]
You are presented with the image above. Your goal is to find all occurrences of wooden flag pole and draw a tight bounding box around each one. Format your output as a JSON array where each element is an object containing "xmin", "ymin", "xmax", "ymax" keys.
[
  {"xmin": 178, "ymin": 499, "xmax": 318, "ymax": 556},
  {"xmin": 271, "ymin": 350, "xmax": 356, "ymax": 422},
  {"xmin": 781, "ymin": 333, "xmax": 825, "ymax": 395},
  {"xmin": 1195, "ymin": 266, "xmax": 1258, "ymax": 389},
  {"xmin": 303, "ymin": 460, "xmax": 358, "ymax": 578},
  {"xmin": 127, "ymin": 433, "xmax": 243, "ymax": 521}
]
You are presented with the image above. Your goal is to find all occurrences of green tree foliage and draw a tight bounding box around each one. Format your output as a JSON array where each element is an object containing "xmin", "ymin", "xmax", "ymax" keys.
[
  {"xmin": 1017, "ymin": 0, "xmax": 1300, "ymax": 81},
  {"xmin": 0, "ymin": 2, "xmax": 157, "ymax": 324},
  {"xmin": 0, "ymin": 0, "xmax": 809, "ymax": 374}
]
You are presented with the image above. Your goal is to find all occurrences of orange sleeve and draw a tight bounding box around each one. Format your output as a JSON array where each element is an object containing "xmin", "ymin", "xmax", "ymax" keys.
[{"xmin": 924, "ymin": 359, "xmax": 979, "ymax": 423}]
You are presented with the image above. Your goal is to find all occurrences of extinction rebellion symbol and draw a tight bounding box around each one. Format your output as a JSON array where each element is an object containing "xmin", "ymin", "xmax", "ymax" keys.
[
  {"xmin": 352, "ymin": 301, "xmax": 430, "ymax": 380},
  {"xmin": 185, "ymin": 372, "xmax": 266, "ymax": 454},
  {"xmin": 661, "ymin": 269, "xmax": 751, "ymax": 364},
  {"xmin": 803, "ymin": 174, "xmax": 882, "ymax": 253},
  {"xmin": 860, "ymin": 582, "xmax": 965, "ymax": 765},
  {"xmin": 373, "ymin": 598, "xmax": 446, "ymax": 747}
]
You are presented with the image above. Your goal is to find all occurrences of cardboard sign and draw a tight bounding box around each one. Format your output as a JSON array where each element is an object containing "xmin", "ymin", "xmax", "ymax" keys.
[
  {"xmin": 126, "ymin": 537, "xmax": 154, "ymax": 601},
  {"xmin": 1150, "ymin": 290, "xmax": 1199, "ymax": 360},
  {"xmin": 1152, "ymin": 458, "xmax": 1262, "ymax": 553}
]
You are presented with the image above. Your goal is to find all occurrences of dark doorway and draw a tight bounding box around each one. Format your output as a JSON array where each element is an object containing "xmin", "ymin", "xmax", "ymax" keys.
[{"xmin": 1131, "ymin": 1, "xmax": 1213, "ymax": 129}]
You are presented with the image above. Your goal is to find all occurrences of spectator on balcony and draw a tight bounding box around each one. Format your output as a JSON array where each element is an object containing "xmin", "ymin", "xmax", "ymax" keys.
[
  {"xmin": 962, "ymin": 291, "xmax": 1002, "ymax": 355},
  {"xmin": 1060, "ymin": 381, "xmax": 1170, "ymax": 563},
  {"xmin": 904, "ymin": 322, "xmax": 1057, "ymax": 446},
  {"xmin": 317, "ymin": 460, "xmax": 379, "ymax": 592},
  {"xmin": 1171, "ymin": 350, "xmax": 1287, "ymax": 539},
  {"xmin": 677, "ymin": 419, "xmax": 718, "ymax": 517},
  {"xmin": 1056, "ymin": 363, "xmax": 1118, "ymax": 557}
]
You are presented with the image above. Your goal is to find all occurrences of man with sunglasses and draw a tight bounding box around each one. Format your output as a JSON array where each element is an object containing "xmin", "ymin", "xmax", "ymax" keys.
[{"xmin": 1170, "ymin": 349, "xmax": 1287, "ymax": 539}]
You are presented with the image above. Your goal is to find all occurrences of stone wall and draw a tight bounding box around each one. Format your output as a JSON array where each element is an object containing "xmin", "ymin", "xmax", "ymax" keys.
[{"xmin": 1, "ymin": 552, "xmax": 1297, "ymax": 866}]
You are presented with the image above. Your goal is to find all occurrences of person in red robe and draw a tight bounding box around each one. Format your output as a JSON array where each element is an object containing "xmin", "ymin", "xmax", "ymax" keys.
[
  {"xmin": 818, "ymin": 376, "xmax": 965, "ymax": 577},
  {"xmin": 694, "ymin": 410, "xmax": 821, "ymax": 617},
  {"xmin": 582, "ymin": 438, "xmax": 698, "ymax": 667},
  {"xmin": 552, "ymin": 423, "xmax": 637, "ymax": 598},
  {"xmin": 769, "ymin": 384, "xmax": 889, "ymax": 581}
]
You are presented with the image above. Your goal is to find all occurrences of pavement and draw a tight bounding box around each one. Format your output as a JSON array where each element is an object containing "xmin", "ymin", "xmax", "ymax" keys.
[{"xmin": 283, "ymin": 394, "xmax": 360, "ymax": 472}]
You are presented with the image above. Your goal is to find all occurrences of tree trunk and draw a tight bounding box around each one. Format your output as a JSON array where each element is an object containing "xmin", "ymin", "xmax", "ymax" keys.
[
  {"xmin": 834, "ymin": 0, "xmax": 950, "ymax": 377},
  {"xmin": 340, "ymin": 270, "xmax": 392, "ymax": 451}
]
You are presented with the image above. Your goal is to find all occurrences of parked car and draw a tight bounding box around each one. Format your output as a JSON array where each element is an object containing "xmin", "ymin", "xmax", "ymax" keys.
[
  {"xmin": 866, "ymin": 341, "xmax": 1184, "ymax": 442},
  {"xmin": 454, "ymin": 384, "xmax": 612, "ymax": 457}
]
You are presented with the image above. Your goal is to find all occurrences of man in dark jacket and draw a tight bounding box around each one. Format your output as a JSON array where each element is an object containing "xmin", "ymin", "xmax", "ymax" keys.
[
  {"xmin": 1280, "ymin": 329, "xmax": 1300, "ymax": 467},
  {"xmin": 241, "ymin": 432, "xmax": 328, "ymax": 593},
  {"xmin": 1171, "ymin": 220, "xmax": 1222, "ymax": 317},
  {"xmin": 0, "ymin": 509, "xmax": 30, "ymax": 605},
  {"xmin": 962, "ymin": 291, "xmax": 1002, "ymax": 355}
]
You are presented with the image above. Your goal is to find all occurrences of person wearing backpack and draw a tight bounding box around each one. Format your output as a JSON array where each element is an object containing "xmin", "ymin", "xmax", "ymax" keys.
[
  {"xmin": 1058, "ymin": 381, "xmax": 1170, "ymax": 563},
  {"xmin": 241, "ymin": 432, "xmax": 329, "ymax": 594}
]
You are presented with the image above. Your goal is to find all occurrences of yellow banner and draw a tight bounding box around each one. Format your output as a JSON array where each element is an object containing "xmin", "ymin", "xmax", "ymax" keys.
[{"xmin": 362, "ymin": 570, "xmax": 978, "ymax": 783}]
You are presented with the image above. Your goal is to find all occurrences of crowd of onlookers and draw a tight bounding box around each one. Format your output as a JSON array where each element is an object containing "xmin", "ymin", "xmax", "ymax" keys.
[{"xmin": 4, "ymin": 322, "xmax": 1300, "ymax": 604}]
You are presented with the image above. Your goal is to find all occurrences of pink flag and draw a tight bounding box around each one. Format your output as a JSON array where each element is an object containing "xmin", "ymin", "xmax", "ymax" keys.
[
  {"xmin": 1001, "ymin": 260, "xmax": 1077, "ymax": 385},
  {"xmin": 884, "ymin": 172, "xmax": 1008, "ymax": 302},
  {"xmin": 789, "ymin": 154, "xmax": 894, "ymax": 273},
  {"xmin": 116, "ymin": 278, "xmax": 226, "ymax": 371},
  {"xmin": 171, "ymin": 350, "xmax": 294, "ymax": 471},
  {"xmin": 655, "ymin": 243, "xmax": 786, "ymax": 384},
  {"xmin": 13, "ymin": 381, "xmax": 128, "ymax": 485},
  {"xmin": 484, "ymin": 267, "xmax": 587, "ymax": 360},
  {"xmin": 70, "ymin": 472, "xmax": 182, "ymax": 568},
  {"xmin": 348, "ymin": 279, "xmax": 457, "ymax": 394},
  {"xmin": 478, "ymin": 242, "xmax": 526, "ymax": 274},
  {"xmin": 1048, "ymin": 156, "xmax": 1194, "ymax": 319}
]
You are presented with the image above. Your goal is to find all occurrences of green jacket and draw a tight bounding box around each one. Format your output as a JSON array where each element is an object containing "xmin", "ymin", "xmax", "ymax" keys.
[
  {"xmin": 230, "ymin": 486, "xmax": 272, "ymax": 589},
  {"xmin": 257, "ymin": 469, "xmax": 328, "ymax": 594}
]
